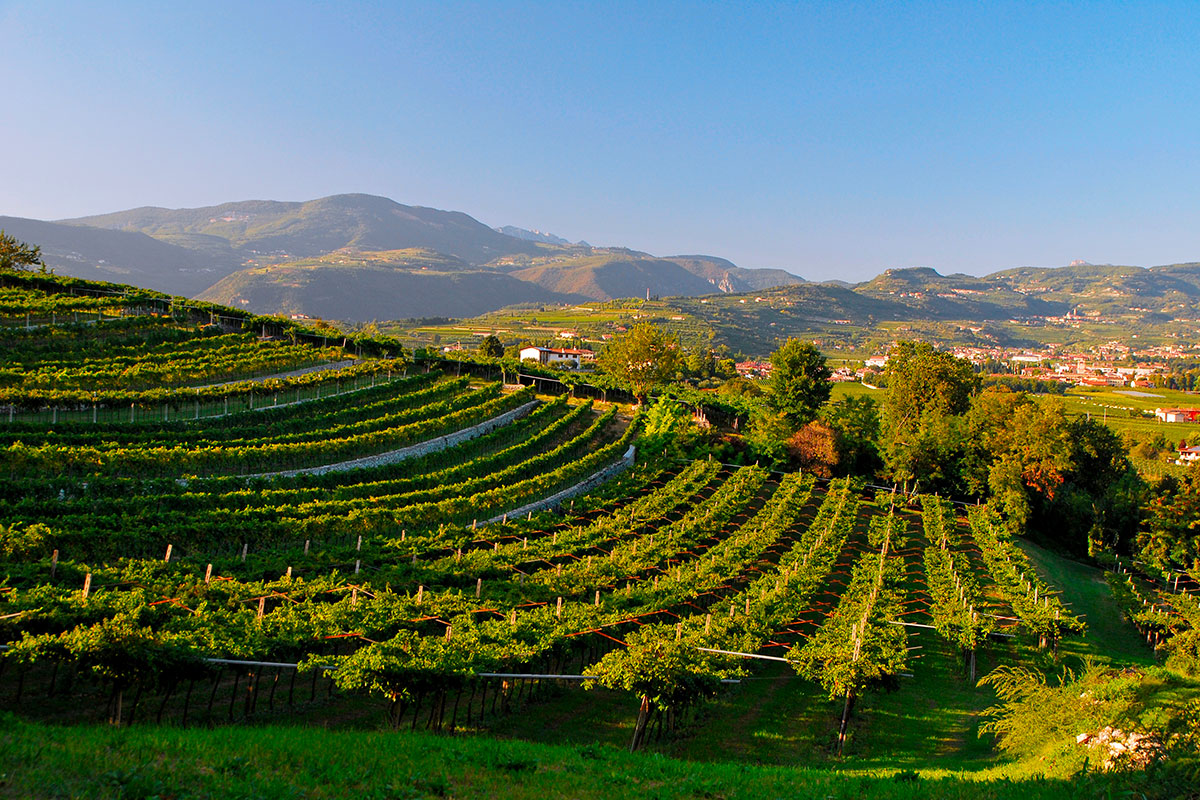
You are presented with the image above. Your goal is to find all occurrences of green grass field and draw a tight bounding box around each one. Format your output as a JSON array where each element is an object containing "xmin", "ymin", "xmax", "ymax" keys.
[{"xmin": 0, "ymin": 712, "xmax": 1154, "ymax": 799}]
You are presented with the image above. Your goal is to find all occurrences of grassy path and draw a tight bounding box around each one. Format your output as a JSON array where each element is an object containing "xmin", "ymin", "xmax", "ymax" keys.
[{"xmin": 1015, "ymin": 539, "xmax": 1155, "ymax": 666}]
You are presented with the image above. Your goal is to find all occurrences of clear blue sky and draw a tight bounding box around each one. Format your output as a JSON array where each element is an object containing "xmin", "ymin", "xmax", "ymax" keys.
[{"xmin": 3, "ymin": 1, "xmax": 1200, "ymax": 280}]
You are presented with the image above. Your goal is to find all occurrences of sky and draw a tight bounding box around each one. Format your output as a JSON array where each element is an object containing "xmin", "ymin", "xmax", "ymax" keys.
[{"xmin": 3, "ymin": 1, "xmax": 1200, "ymax": 281}]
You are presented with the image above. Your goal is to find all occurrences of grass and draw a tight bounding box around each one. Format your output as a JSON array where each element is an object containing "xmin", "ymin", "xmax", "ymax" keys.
[
  {"xmin": 0, "ymin": 713, "xmax": 1148, "ymax": 799},
  {"xmin": 1015, "ymin": 539, "xmax": 1155, "ymax": 667},
  {"xmin": 830, "ymin": 381, "xmax": 884, "ymax": 401}
]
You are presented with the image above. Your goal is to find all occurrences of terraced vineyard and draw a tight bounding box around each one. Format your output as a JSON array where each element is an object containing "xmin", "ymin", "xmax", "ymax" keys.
[{"xmin": 0, "ymin": 275, "xmax": 1095, "ymax": 764}]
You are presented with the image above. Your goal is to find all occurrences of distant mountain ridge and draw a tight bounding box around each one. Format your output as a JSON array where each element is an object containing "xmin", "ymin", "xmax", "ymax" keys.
[
  {"xmin": 9, "ymin": 192, "xmax": 1200, "ymax": 324},
  {"xmin": 63, "ymin": 194, "xmax": 543, "ymax": 265},
  {"xmin": 0, "ymin": 215, "xmax": 230, "ymax": 296},
  {"xmin": 7, "ymin": 193, "xmax": 810, "ymax": 318}
]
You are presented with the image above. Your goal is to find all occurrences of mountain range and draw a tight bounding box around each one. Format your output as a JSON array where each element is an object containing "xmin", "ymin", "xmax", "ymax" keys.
[
  {"xmin": 5, "ymin": 193, "xmax": 1200, "ymax": 328},
  {"xmin": 0, "ymin": 193, "xmax": 805, "ymax": 317}
]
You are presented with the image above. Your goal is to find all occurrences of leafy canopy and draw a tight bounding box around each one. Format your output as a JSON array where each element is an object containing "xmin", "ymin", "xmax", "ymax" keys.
[
  {"xmin": 0, "ymin": 231, "xmax": 46, "ymax": 273},
  {"xmin": 881, "ymin": 342, "xmax": 978, "ymax": 488},
  {"xmin": 767, "ymin": 338, "xmax": 831, "ymax": 428},
  {"xmin": 598, "ymin": 322, "xmax": 682, "ymax": 402},
  {"xmin": 477, "ymin": 334, "xmax": 504, "ymax": 358}
]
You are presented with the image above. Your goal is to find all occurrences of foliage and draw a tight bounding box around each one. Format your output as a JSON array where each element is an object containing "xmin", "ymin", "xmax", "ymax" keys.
[
  {"xmin": 639, "ymin": 397, "xmax": 694, "ymax": 457},
  {"xmin": 0, "ymin": 521, "xmax": 51, "ymax": 559},
  {"xmin": 881, "ymin": 342, "xmax": 977, "ymax": 490},
  {"xmin": 744, "ymin": 407, "xmax": 793, "ymax": 464},
  {"xmin": 822, "ymin": 395, "xmax": 882, "ymax": 477},
  {"xmin": 0, "ymin": 232, "xmax": 46, "ymax": 273},
  {"xmin": 478, "ymin": 334, "xmax": 504, "ymax": 358},
  {"xmin": 968, "ymin": 507, "xmax": 1086, "ymax": 646},
  {"xmin": 598, "ymin": 322, "xmax": 682, "ymax": 403},
  {"xmin": 785, "ymin": 421, "xmax": 839, "ymax": 477},
  {"xmin": 586, "ymin": 624, "xmax": 733, "ymax": 712},
  {"xmin": 767, "ymin": 338, "xmax": 831, "ymax": 428},
  {"xmin": 1139, "ymin": 473, "xmax": 1200, "ymax": 575},
  {"xmin": 977, "ymin": 659, "xmax": 1200, "ymax": 785},
  {"xmin": 791, "ymin": 508, "xmax": 908, "ymax": 701}
]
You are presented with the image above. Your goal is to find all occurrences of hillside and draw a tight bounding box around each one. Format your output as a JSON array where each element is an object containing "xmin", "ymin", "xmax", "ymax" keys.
[
  {"xmin": 15, "ymin": 194, "xmax": 811, "ymax": 315},
  {"xmin": 0, "ymin": 274, "xmax": 1196, "ymax": 798},
  {"xmin": 0, "ymin": 215, "xmax": 234, "ymax": 296},
  {"xmin": 64, "ymin": 193, "xmax": 543, "ymax": 265},
  {"xmin": 665, "ymin": 254, "xmax": 806, "ymax": 292},
  {"xmin": 854, "ymin": 267, "xmax": 1069, "ymax": 319},
  {"xmin": 990, "ymin": 262, "xmax": 1200, "ymax": 317},
  {"xmin": 14, "ymin": 193, "xmax": 1200, "ymax": 329},
  {"xmin": 510, "ymin": 252, "xmax": 723, "ymax": 300},
  {"xmin": 197, "ymin": 249, "xmax": 587, "ymax": 319}
]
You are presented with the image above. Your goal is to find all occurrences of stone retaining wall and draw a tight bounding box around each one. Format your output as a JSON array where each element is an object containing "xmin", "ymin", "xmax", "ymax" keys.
[
  {"xmin": 244, "ymin": 399, "xmax": 541, "ymax": 479},
  {"xmin": 485, "ymin": 444, "xmax": 636, "ymax": 524}
]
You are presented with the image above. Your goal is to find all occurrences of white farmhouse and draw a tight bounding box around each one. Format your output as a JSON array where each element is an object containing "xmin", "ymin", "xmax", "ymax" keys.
[{"xmin": 519, "ymin": 346, "xmax": 595, "ymax": 369}]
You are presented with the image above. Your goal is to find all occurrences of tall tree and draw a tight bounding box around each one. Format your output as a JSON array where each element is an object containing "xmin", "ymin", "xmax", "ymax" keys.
[
  {"xmin": 0, "ymin": 232, "xmax": 46, "ymax": 272},
  {"xmin": 881, "ymin": 342, "xmax": 977, "ymax": 491},
  {"xmin": 477, "ymin": 334, "xmax": 504, "ymax": 358},
  {"xmin": 598, "ymin": 322, "xmax": 682, "ymax": 403},
  {"xmin": 822, "ymin": 395, "xmax": 882, "ymax": 476},
  {"xmin": 767, "ymin": 338, "xmax": 832, "ymax": 428}
]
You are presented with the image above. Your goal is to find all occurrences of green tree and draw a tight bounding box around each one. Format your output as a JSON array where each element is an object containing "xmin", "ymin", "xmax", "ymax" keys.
[
  {"xmin": 881, "ymin": 342, "xmax": 977, "ymax": 491},
  {"xmin": 767, "ymin": 338, "xmax": 831, "ymax": 428},
  {"xmin": 598, "ymin": 322, "xmax": 682, "ymax": 403},
  {"xmin": 745, "ymin": 407, "xmax": 793, "ymax": 464},
  {"xmin": 1050, "ymin": 417, "xmax": 1143, "ymax": 556},
  {"xmin": 822, "ymin": 395, "xmax": 882, "ymax": 476},
  {"xmin": 717, "ymin": 375, "xmax": 763, "ymax": 400},
  {"xmin": 478, "ymin": 334, "xmax": 504, "ymax": 358},
  {"xmin": 0, "ymin": 232, "xmax": 46, "ymax": 272}
]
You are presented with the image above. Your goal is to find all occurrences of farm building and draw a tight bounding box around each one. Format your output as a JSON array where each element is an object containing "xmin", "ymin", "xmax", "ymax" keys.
[
  {"xmin": 519, "ymin": 346, "xmax": 595, "ymax": 369},
  {"xmin": 1176, "ymin": 444, "xmax": 1200, "ymax": 464},
  {"xmin": 1156, "ymin": 408, "xmax": 1200, "ymax": 423}
]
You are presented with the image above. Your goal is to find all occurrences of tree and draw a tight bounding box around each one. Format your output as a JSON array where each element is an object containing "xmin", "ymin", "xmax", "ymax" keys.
[
  {"xmin": 478, "ymin": 334, "xmax": 504, "ymax": 358},
  {"xmin": 597, "ymin": 322, "xmax": 682, "ymax": 403},
  {"xmin": 786, "ymin": 421, "xmax": 839, "ymax": 477},
  {"xmin": 1140, "ymin": 473, "xmax": 1200, "ymax": 573},
  {"xmin": 883, "ymin": 342, "xmax": 977, "ymax": 425},
  {"xmin": 822, "ymin": 395, "xmax": 882, "ymax": 476},
  {"xmin": 745, "ymin": 407, "xmax": 793, "ymax": 464},
  {"xmin": 0, "ymin": 231, "xmax": 46, "ymax": 272},
  {"xmin": 767, "ymin": 338, "xmax": 831, "ymax": 428},
  {"xmin": 717, "ymin": 376, "xmax": 763, "ymax": 400},
  {"xmin": 587, "ymin": 624, "xmax": 731, "ymax": 751},
  {"xmin": 1049, "ymin": 417, "xmax": 1143, "ymax": 556},
  {"xmin": 881, "ymin": 342, "xmax": 977, "ymax": 490}
]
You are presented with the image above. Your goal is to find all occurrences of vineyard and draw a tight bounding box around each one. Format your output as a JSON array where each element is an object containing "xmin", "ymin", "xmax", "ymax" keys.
[{"xmin": 1, "ymin": 275, "xmax": 1193, "ymax": 791}]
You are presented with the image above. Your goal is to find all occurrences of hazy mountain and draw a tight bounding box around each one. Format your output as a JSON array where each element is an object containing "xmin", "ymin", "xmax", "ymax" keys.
[
  {"xmin": 20, "ymin": 192, "xmax": 1200, "ymax": 325},
  {"xmin": 0, "ymin": 215, "xmax": 234, "ymax": 295},
  {"xmin": 8, "ymin": 194, "xmax": 814, "ymax": 313},
  {"xmin": 665, "ymin": 255, "xmax": 806, "ymax": 292},
  {"xmin": 64, "ymin": 194, "xmax": 543, "ymax": 265},
  {"xmin": 197, "ymin": 249, "xmax": 586, "ymax": 320},
  {"xmin": 510, "ymin": 252, "xmax": 721, "ymax": 301},
  {"xmin": 853, "ymin": 266, "xmax": 1068, "ymax": 318}
]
